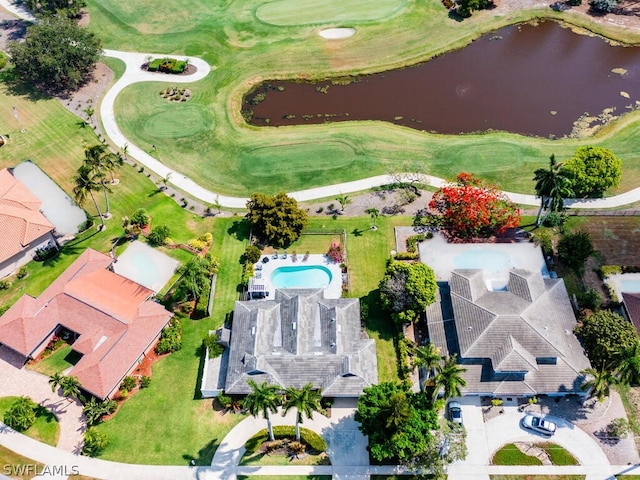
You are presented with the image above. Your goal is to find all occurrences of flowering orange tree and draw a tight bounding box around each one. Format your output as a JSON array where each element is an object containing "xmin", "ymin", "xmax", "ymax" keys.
[{"xmin": 429, "ymin": 172, "xmax": 520, "ymax": 239}]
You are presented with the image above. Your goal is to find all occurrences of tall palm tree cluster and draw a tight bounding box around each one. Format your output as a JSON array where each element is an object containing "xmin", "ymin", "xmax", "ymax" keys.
[
  {"xmin": 411, "ymin": 342, "xmax": 467, "ymax": 400},
  {"xmin": 242, "ymin": 380, "xmax": 323, "ymax": 442},
  {"xmin": 532, "ymin": 154, "xmax": 573, "ymax": 227},
  {"xmin": 73, "ymin": 144, "xmax": 122, "ymax": 230}
]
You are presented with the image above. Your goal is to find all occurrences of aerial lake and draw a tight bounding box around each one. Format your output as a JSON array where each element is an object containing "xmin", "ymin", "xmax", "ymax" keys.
[{"xmin": 243, "ymin": 21, "xmax": 640, "ymax": 138}]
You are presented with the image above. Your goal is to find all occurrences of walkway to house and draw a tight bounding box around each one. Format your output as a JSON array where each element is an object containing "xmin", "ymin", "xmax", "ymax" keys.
[{"xmin": 0, "ymin": 346, "xmax": 86, "ymax": 453}]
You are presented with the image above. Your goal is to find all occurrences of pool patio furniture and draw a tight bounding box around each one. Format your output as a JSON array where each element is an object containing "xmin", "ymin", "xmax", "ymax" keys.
[
  {"xmin": 291, "ymin": 251, "xmax": 298, "ymax": 263},
  {"xmin": 282, "ymin": 251, "xmax": 287, "ymax": 259},
  {"xmin": 303, "ymin": 251, "xmax": 310, "ymax": 262},
  {"xmin": 272, "ymin": 252, "xmax": 278, "ymax": 260}
]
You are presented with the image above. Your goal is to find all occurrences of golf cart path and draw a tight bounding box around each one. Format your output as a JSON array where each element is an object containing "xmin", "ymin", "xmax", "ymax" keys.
[{"xmin": 2, "ymin": 0, "xmax": 640, "ymax": 209}]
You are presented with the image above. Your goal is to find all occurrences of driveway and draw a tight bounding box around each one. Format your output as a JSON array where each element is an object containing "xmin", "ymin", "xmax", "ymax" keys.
[{"xmin": 0, "ymin": 346, "xmax": 86, "ymax": 453}]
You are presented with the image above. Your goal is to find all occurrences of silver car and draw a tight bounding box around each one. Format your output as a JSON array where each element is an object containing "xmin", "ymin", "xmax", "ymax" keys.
[
  {"xmin": 447, "ymin": 401, "xmax": 463, "ymax": 425},
  {"xmin": 522, "ymin": 414, "xmax": 557, "ymax": 436}
]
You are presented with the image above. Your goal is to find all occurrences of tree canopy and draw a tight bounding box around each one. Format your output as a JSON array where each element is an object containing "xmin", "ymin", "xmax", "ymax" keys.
[
  {"xmin": 562, "ymin": 146, "xmax": 622, "ymax": 198},
  {"xmin": 24, "ymin": 0, "xmax": 86, "ymax": 18},
  {"xmin": 9, "ymin": 16, "xmax": 102, "ymax": 93},
  {"xmin": 246, "ymin": 192, "xmax": 308, "ymax": 248},
  {"xmin": 575, "ymin": 310, "xmax": 640, "ymax": 369},
  {"xmin": 355, "ymin": 382, "xmax": 439, "ymax": 463},
  {"xmin": 557, "ymin": 231, "xmax": 595, "ymax": 274},
  {"xmin": 429, "ymin": 172, "xmax": 520, "ymax": 239},
  {"xmin": 379, "ymin": 260, "xmax": 438, "ymax": 324}
]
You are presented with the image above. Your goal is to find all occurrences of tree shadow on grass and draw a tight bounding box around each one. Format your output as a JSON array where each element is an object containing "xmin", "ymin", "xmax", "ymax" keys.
[
  {"xmin": 360, "ymin": 289, "xmax": 396, "ymax": 341},
  {"xmin": 227, "ymin": 219, "xmax": 251, "ymax": 241},
  {"xmin": 182, "ymin": 437, "xmax": 219, "ymax": 466}
]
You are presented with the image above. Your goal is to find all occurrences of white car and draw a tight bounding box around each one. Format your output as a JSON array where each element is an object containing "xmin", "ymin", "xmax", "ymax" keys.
[
  {"xmin": 522, "ymin": 414, "xmax": 557, "ymax": 436},
  {"xmin": 447, "ymin": 401, "xmax": 463, "ymax": 425}
]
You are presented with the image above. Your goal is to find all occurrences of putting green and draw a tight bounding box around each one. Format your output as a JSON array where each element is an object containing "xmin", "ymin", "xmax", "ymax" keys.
[
  {"xmin": 255, "ymin": 0, "xmax": 407, "ymax": 26},
  {"xmin": 142, "ymin": 105, "xmax": 213, "ymax": 139},
  {"xmin": 239, "ymin": 141, "xmax": 356, "ymax": 177}
]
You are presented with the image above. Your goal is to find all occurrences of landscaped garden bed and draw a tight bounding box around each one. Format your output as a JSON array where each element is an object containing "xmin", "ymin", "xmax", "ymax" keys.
[
  {"xmin": 146, "ymin": 57, "xmax": 189, "ymax": 74},
  {"xmin": 241, "ymin": 426, "xmax": 330, "ymax": 466},
  {"xmin": 491, "ymin": 442, "xmax": 578, "ymax": 466}
]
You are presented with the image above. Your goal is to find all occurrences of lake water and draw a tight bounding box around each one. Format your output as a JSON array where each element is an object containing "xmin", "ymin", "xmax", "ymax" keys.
[{"xmin": 244, "ymin": 21, "xmax": 640, "ymax": 137}]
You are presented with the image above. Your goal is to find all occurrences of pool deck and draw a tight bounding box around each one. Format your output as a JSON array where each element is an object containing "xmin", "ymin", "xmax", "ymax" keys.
[
  {"xmin": 252, "ymin": 254, "xmax": 343, "ymax": 299},
  {"xmin": 418, "ymin": 232, "xmax": 548, "ymax": 285}
]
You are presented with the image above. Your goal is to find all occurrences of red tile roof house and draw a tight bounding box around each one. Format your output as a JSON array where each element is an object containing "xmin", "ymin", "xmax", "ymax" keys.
[
  {"xmin": 0, "ymin": 248, "xmax": 173, "ymax": 399},
  {"xmin": 0, "ymin": 168, "xmax": 56, "ymax": 279}
]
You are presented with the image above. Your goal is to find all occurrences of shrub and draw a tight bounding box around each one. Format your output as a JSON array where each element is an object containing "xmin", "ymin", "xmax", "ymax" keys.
[
  {"xmin": 558, "ymin": 231, "xmax": 594, "ymax": 273},
  {"xmin": 0, "ymin": 280, "xmax": 11, "ymax": 290},
  {"xmin": 130, "ymin": 208, "xmax": 149, "ymax": 228},
  {"xmin": 0, "ymin": 51, "xmax": 8, "ymax": 70},
  {"xmin": 120, "ymin": 376, "xmax": 137, "ymax": 393},
  {"xmin": 34, "ymin": 244, "xmax": 58, "ymax": 261},
  {"xmin": 16, "ymin": 267, "xmax": 28, "ymax": 279},
  {"xmin": 590, "ymin": 0, "xmax": 618, "ymax": 12},
  {"xmin": 600, "ymin": 265, "xmax": 622, "ymax": 278},
  {"xmin": 568, "ymin": 0, "xmax": 582, "ymax": 4},
  {"xmin": 543, "ymin": 212, "xmax": 566, "ymax": 228},
  {"xmin": 155, "ymin": 318, "xmax": 182, "ymax": 354},
  {"xmin": 245, "ymin": 426, "xmax": 327, "ymax": 454},
  {"xmin": 148, "ymin": 224, "xmax": 171, "ymax": 246},
  {"xmin": 203, "ymin": 333, "xmax": 225, "ymax": 358},
  {"xmin": 217, "ymin": 393, "xmax": 232, "ymax": 410},
  {"xmin": 491, "ymin": 399, "xmax": 504, "ymax": 407},
  {"xmin": 327, "ymin": 242, "xmax": 344, "ymax": 263},
  {"xmin": 82, "ymin": 428, "xmax": 109, "ymax": 457},
  {"xmin": 188, "ymin": 239, "xmax": 208, "ymax": 252},
  {"xmin": 0, "ymin": 305, "xmax": 9, "ymax": 316},
  {"xmin": 607, "ymin": 418, "xmax": 629, "ymax": 438},
  {"xmin": 139, "ymin": 376, "xmax": 151, "ymax": 389},
  {"xmin": 577, "ymin": 289, "xmax": 602, "ymax": 311},
  {"xmin": 3, "ymin": 396, "xmax": 37, "ymax": 432},
  {"xmin": 406, "ymin": 234, "xmax": 426, "ymax": 253},
  {"xmin": 394, "ymin": 252, "xmax": 420, "ymax": 261},
  {"xmin": 243, "ymin": 245, "xmax": 262, "ymax": 265}
]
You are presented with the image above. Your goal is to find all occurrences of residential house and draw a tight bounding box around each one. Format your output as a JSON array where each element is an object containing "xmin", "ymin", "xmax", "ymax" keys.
[{"xmin": 0, "ymin": 248, "xmax": 173, "ymax": 399}]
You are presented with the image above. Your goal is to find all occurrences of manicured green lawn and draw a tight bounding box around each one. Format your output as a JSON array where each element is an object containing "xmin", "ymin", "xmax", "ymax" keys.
[
  {"xmin": 0, "ymin": 397, "xmax": 59, "ymax": 447},
  {"xmin": 538, "ymin": 443, "xmax": 579, "ymax": 466},
  {"xmin": 491, "ymin": 444, "xmax": 543, "ymax": 466},
  {"xmin": 0, "ymin": 445, "xmax": 44, "ymax": 480},
  {"xmin": 240, "ymin": 451, "xmax": 326, "ymax": 466},
  {"xmin": 26, "ymin": 345, "xmax": 78, "ymax": 377},
  {"xmin": 87, "ymin": 0, "xmax": 640, "ymax": 198}
]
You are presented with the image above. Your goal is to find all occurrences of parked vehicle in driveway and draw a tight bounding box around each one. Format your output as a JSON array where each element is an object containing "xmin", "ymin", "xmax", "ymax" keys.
[
  {"xmin": 522, "ymin": 414, "xmax": 557, "ymax": 436},
  {"xmin": 447, "ymin": 401, "xmax": 463, "ymax": 425}
]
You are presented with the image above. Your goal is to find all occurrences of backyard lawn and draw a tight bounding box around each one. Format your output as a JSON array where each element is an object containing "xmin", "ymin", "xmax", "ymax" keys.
[
  {"xmin": 26, "ymin": 345, "xmax": 79, "ymax": 377},
  {"xmin": 0, "ymin": 397, "xmax": 59, "ymax": 447}
]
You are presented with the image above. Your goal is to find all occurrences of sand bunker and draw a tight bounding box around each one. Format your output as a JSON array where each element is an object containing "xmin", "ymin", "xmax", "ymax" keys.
[{"xmin": 319, "ymin": 28, "xmax": 355, "ymax": 39}]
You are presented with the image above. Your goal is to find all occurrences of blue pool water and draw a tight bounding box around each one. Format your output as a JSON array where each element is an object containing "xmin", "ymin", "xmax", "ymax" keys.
[
  {"xmin": 621, "ymin": 279, "xmax": 640, "ymax": 293},
  {"xmin": 271, "ymin": 265, "xmax": 333, "ymax": 289}
]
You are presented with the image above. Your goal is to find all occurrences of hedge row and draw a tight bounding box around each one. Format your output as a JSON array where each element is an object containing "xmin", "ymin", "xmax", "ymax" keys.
[
  {"xmin": 245, "ymin": 426, "xmax": 327, "ymax": 453},
  {"xmin": 148, "ymin": 57, "xmax": 187, "ymax": 74}
]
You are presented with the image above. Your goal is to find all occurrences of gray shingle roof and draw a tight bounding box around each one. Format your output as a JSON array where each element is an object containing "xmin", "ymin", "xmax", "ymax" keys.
[
  {"xmin": 426, "ymin": 268, "xmax": 590, "ymax": 396},
  {"xmin": 225, "ymin": 289, "xmax": 377, "ymax": 397}
]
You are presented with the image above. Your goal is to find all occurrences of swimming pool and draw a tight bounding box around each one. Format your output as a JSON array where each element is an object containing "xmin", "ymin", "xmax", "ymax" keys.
[
  {"xmin": 453, "ymin": 249, "xmax": 510, "ymax": 276},
  {"xmin": 271, "ymin": 265, "xmax": 333, "ymax": 289},
  {"xmin": 113, "ymin": 241, "xmax": 180, "ymax": 293},
  {"xmin": 621, "ymin": 279, "xmax": 640, "ymax": 293}
]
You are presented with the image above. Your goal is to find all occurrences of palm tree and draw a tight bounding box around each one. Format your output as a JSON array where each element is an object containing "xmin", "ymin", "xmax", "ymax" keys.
[
  {"xmin": 532, "ymin": 154, "xmax": 573, "ymax": 227},
  {"xmin": 335, "ymin": 194, "xmax": 351, "ymax": 213},
  {"xmin": 120, "ymin": 143, "xmax": 129, "ymax": 163},
  {"xmin": 73, "ymin": 165, "xmax": 105, "ymax": 230},
  {"xmin": 60, "ymin": 376, "xmax": 82, "ymax": 400},
  {"xmin": 412, "ymin": 343, "xmax": 442, "ymax": 385},
  {"xmin": 83, "ymin": 145, "xmax": 117, "ymax": 215},
  {"xmin": 160, "ymin": 172, "xmax": 172, "ymax": 191},
  {"xmin": 243, "ymin": 380, "xmax": 282, "ymax": 441},
  {"xmin": 382, "ymin": 391, "xmax": 411, "ymax": 430},
  {"xmin": 433, "ymin": 355, "xmax": 467, "ymax": 400},
  {"xmin": 615, "ymin": 342, "xmax": 640, "ymax": 386},
  {"xmin": 282, "ymin": 383, "xmax": 322, "ymax": 441},
  {"xmin": 365, "ymin": 207, "xmax": 380, "ymax": 230},
  {"xmin": 581, "ymin": 367, "xmax": 617, "ymax": 402},
  {"xmin": 48, "ymin": 372, "xmax": 64, "ymax": 393}
]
